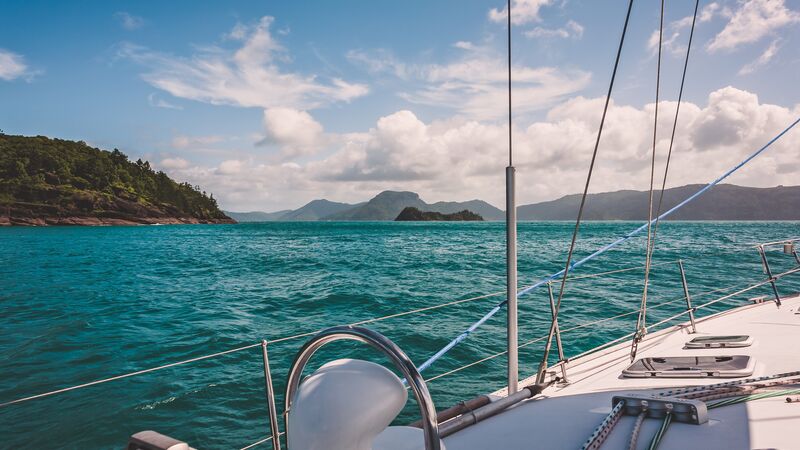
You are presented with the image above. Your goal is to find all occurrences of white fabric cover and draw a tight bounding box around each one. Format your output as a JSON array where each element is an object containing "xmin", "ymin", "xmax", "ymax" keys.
[{"xmin": 287, "ymin": 359, "xmax": 408, "ymax": 450}]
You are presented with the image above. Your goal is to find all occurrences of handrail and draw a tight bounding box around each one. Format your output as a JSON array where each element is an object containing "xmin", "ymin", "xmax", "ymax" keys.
[
  {"xmin": 425, "ymin": 271, "xmax": 800, "ymax": 386},
  {"xmin": 283, "ymin": 326, "xmax": 441, "ymax": 450}
]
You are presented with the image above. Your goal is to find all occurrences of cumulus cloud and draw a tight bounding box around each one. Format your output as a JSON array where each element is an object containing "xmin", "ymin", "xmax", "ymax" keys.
[
  {"xmin": 707, "ymin": 0, "xmax": 799, "ymax": 52},
  {"xmin": 738, "ymin": 39, "xmax": 781, "ymax": 75},
  {"xmin": 118, "ymin": 16, "xmax": 369, "ymax": 110},
  {"xmin": 217, "ymin": 159, "xmax": 244, "ymax": 175},
  {"xmin": 525, "ymin": 20, "xmax": 584, "ymax": 39},
  {"xmin": 114, "ymin": 12, "xmax": 144, "ymax": 30},
  {"xmin": 168, "ymin": 86, "xmax": 800, "ymax": 212},
  {"xmin": 489, "ymin": 0, "xmax": 555, "ymax": 25},
  {"xmin": 0, "ymin": 49, "xmax": 39, "ymax": 81},
  {"xmin": 159, "ymin": 157, "xmax": 190, "ymax": 169},
  {"xmin": 261, "ymin": 107, "xmax": 326, "ymax": 158}
]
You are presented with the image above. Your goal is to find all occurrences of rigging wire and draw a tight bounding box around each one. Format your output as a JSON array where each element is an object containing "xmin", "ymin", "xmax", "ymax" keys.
[
  {"xmin": 416, "ymin": 113, "xmax": 800, "ymax": 375},
  {"xmin": 632, "ymin": 0, "xmax": 666, "ymax": 362},
  {"xmin": 632, "ymin": 0, "xmax": 700, "ymax": 362},
  {"xmin": 650, "ymin": 0, "xmax": 701, "ymax": 248},
  {"xmin": 536, "ymin": 0, "xmax": 636, "ymax": 381}
]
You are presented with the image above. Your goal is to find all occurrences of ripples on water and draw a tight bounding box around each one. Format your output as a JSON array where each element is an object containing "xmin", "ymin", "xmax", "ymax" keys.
[{"xmin": 1, "ymin": 221, "xmax": 799, "ymax": 448}]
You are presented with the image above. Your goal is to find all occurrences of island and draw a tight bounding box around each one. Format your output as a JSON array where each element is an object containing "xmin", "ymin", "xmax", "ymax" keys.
[
  {"xmin": 394, "ymin": 207, "xmax": 483, "ymax": 221},
  {"xmin": 0, "ymin": 134, "xmax": 235, "ymax": 226}
]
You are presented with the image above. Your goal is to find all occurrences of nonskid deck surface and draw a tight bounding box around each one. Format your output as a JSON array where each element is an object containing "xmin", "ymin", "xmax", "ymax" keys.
[{"xmin": 443, "ymin": 294, "xmax": 800, "ymax": 450}]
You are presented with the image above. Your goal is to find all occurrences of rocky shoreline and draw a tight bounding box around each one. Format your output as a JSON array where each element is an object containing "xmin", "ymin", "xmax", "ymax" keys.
[
  {"xmin": 0, "ymin": 203, "xmax": 236, "ymax": 226},
  {"xmin": 0, "ymin": 215, "xmax": 234, "ymax": 226}
]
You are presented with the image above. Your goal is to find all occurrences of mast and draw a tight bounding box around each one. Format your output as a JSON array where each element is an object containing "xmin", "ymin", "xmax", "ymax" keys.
[{"xmin": 506, "ymin": 0, "xmax": 519, "ymax": 395}]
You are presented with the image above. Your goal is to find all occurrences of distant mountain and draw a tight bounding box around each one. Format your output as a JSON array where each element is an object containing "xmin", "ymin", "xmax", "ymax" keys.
[
  {"xmin": 224, "ymin": 210, "xmax": 291, "ymax": 222},
  {"xmin": 518, "ymin": 184, "xmax": 800, "ymax": 220},
  {"xmin": 231, "ymin": 192, "xmax": 504, "ymax": 222},
  {"xmin": 325, "ymin": 191, "xmax": 426, "ymax": 221},
  {"xmin": 395, "ymin": 207, "xmax": 483, "ymax": 221},
  {"xmin": 282, "ymin": 199, "xmax": 360, "ymax": 221}
]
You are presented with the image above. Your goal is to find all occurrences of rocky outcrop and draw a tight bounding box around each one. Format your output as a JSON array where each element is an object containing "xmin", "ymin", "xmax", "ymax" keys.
[
  {"xmin": 0, "ymin": 197, "xmax": 235, "ymax": 226},
  {"xmin": 394, "ymin": 207, "xmax": 484, "ymax": 221}
]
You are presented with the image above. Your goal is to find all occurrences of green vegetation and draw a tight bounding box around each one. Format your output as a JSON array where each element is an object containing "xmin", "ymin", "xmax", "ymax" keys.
[{"xmin": 0, "ymin": 134, "xmax": 232, "ymax": 224}]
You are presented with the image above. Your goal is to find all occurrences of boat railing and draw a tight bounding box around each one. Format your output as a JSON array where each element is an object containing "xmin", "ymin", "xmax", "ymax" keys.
[{"xmin": 2, "ymin": 241, "xmax": 799, "ymax": 449}]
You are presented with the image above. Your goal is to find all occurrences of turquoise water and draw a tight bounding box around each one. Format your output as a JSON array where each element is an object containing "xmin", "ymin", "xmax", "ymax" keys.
[{"xmin": 1, "ymin": 221, "xmax": 799, "ymax": 449}]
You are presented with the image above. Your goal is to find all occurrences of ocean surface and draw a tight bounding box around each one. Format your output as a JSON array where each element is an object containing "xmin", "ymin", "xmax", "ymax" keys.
[{"xmin": 1, "ymin": 221, "xmax": 799, "ymax": 449}]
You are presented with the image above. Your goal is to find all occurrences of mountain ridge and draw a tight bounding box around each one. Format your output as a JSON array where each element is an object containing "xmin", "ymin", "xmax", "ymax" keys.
[{"xmin": 228, "ymin": 184, "xmax": 800, "ymax": 222}]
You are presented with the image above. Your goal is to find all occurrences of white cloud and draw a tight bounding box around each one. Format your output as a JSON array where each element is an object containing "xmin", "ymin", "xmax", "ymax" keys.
[
  {"xmin": 217, "ymin": 159, "xmax": 244, "ymax": 175},
  {"xmin": 114, "ymin": 12, "xmax": 144, "ymax": 30},
  {"xmin": 119, "ymin": 16, "xmax": 369, "ymax": 110},
  {"xmin": 147, "ymin": 93, "xmax": 182, "ymax": 110},
  {"xmin": 453, "ymin": 41, "xmax": 476, "ymax": 50},
  {"xmin": 404, "ymin": 56, "xmax": 591, "ymax": 120},
  {"xmin": 170, "ymin": 86, "xmax": 800, "ymax": 212},
  {"xmin": 525, "ymin": 20, "xmax": 584, "ymax": 39},
  {"xmin": 171, "ymin": 135, "xmax": 223, "ymax": 149},
  {"xmin": 707, "ymin": 0, "xmax": 800, "ymax": 52},
  {"xmin": 489, "ymin": 0, "xmax": 555, "ymax": 25},
  {"xmin": 738, "ymin": 39, "xmax": 781, "ymax": 75},
  {"xmin": 159, "ymin": 157, "xmax": 190, "ymax": 169},
  {"xmin": 262, "ymin": 107, "xmax": 326, "ymax": 158},
  {"xmin": 0, "ymin": 49, "xmax": 39, "ymax": 82},
  {"xmin": 699, "ymin": 2, "xmax": 723, "ymax": 22},
  {"xmin": 350, "ymin": 45, "xmax": 591, "ymax": 120}
]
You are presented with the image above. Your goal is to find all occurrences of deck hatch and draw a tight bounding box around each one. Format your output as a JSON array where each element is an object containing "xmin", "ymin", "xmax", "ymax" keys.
[
  {"xmin": 684, "ymin": 335, "xmax": 753, "ymax": 349},
  {"xmin": 622, "ymin": 355, "xmax": 754, "ymax": 378}
]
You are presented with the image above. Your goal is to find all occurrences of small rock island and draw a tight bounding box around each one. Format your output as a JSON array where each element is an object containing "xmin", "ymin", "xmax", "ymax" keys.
[{"xmin": 395, "ymin": 207, "xmax": 484, "ymax": 221}]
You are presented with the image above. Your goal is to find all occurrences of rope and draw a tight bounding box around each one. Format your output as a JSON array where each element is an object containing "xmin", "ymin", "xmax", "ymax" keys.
[
  {"xmin": 0, "ymin": 342, "xmax": 261, "ymax": 408},
  {"xmin": 268, "ymin": 290, "xmax": 504, "ymax": 346},
  {"xmin": 649, "ymin": 379, "xmax": 800, "ymax": 450},
  {"xmin": 634, "ymin": 0, "xmax": 700, "ymax": 364},
  {"xmin": 427, "ymin": 333, "xmax": 550, "ymax": 383},
  {"xmin": 708, "ymin": 388, "xmax": 800, "ymax": 409},
  {"xmin": 627, "ymin": 411, "xmax": 647, "ymax": 450},
  {"xmin": 647, "ymin": 412, "xmax": 672, "ymax": 450},
  {"xmin": 649, "ymin": 0, "xmax": 700, "ymax": 249},
  {"xmin": 538, "ymin": 0, "xmax": 637, "ymax": 380},
  {"xmin": 638, "ymin": 0, "xmax": 666, "ymax": 337},
  {"xmin": 568, "ymin": 259, "xmax": 684, "ymax": 281},
  {"xmin": 657, "ymin": 370, "xmax": 800, "ymax": 398}
]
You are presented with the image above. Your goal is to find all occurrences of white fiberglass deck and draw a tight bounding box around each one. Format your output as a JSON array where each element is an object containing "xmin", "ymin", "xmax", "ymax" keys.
[{"xmin": 443, "ymin": 293, "xmax": 800, "ymax": 450}]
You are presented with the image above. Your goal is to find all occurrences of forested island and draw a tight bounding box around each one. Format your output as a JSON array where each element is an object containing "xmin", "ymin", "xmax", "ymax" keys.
[
  {"xmin": 395, "ymin": 207, "xmax": 483, "ymax": 221},
  {"xmin": 0, "ymin": 134, "xmax": 234, "ymax": 226}
]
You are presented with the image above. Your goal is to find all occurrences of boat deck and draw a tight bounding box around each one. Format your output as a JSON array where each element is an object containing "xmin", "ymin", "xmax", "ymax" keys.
[{"xmin": 443, "ymin": 293, "xmax": 800, "ymax": 449}]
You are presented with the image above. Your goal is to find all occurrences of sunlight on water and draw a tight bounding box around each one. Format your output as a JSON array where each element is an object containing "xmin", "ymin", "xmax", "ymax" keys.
[{"xmin": 1, "ymin": 221, "xmax": 798, "ymax": 448}]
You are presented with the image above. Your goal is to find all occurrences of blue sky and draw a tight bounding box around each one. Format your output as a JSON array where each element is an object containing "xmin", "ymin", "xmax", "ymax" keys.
[{"xmin": 2, "ymin": 0, "xmax": 799, "ymax": 211}]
